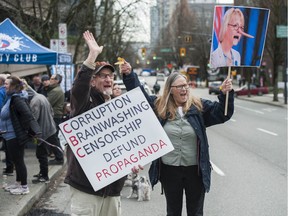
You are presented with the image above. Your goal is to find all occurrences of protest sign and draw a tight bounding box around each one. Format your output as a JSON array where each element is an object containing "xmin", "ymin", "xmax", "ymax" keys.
[
  {"xmin": 59, "ymin": 87, "xmax": 174, "ymax": 191},
  {"xmin": 210, "ymin": 6, "xmax": 270, "ymax": 68}
]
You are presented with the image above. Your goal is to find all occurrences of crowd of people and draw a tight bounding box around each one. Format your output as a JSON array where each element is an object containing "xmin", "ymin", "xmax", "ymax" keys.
[
  {"xmin": 0, "ymin": 72, "xmax": 68, "ymax": 195},
  {"xmin": 1, "ymin": 30, "xmax": 234, "ymax": 216}
]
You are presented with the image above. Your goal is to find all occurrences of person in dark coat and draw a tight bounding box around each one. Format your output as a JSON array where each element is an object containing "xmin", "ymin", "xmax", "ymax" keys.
[
  {"xmin": 121, "ymin": 63, "xmax": 234, "ymax": 216},
  {"xmin": 24, "ymin": 82, "xmax": 57, "ymax": 183},
  {"xmin": 153, "ymin": 81, "xmax": 161, "ymax": 95},
  {"xmin": 47, "ymin": 74, "xmax": 64, "ymax": 165},
  {"xmin": 64, "ymin": 30, "xmax": 141, "ymax": 216},
  {"xmin": 0, "ymin": 75, "xmax": 41, "ymax": 195},
  {"xmin": 40, "ymin": 74, "xmax": 50, "ymax": 97}
]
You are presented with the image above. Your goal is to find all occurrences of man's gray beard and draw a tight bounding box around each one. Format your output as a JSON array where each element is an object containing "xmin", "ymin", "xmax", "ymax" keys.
[{"xmin": 103, "ymin": 89, "xmax": 112, "ymax": 96}]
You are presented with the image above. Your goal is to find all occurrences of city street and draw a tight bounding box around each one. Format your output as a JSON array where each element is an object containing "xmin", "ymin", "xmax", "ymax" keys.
[
  {"xmin": 27, "ymin": 81, "xmax": 287, "ymax": 216},
  {"xmin": 0, "ymin": 1, "xmax": 287, "ymax": 216}
]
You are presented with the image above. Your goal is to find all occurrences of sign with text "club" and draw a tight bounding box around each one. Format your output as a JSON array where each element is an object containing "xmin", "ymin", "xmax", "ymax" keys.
[{"xmin": 59, "ymin": 87, "xmax": 174, "ymax": 191}]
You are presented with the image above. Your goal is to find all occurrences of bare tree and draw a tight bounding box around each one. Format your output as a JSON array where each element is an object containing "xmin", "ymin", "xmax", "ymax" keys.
[
  {"xmin": 0, "ymin": 0, "xmax": 147, "ymax": 72},
  {"xmin": 152, "ymin": 0, "xmax": 212, "ymax": 82},
  {"xmin": 163, "ymin": 0, "xmax": 196, "ymax": 68},
  {"xmin": 187, "ymin": 4, "xmax": 214, "ymax": 85},
  {"xmin": 260, "ymin": 0, "xmax": 287, "ymax": 101},
  {"xmin": 235, "ymin": 0, "xmax": 287, "ymax": 101}
]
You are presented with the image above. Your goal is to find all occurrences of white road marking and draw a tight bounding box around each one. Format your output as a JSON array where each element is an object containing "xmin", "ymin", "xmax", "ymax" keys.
[
  {"xmin": 229, "ymin": 118, "xmax": 236, "ymax": 122},
  {"xmin": 210, "ymin": 161, "xmax": 225, "ymax": 176},
  {"xmin": 262, "ymin": 108, "xmax": 277, "ymax": 112},
  {"xmin": 235, "ymin": 105, "xmax": 264, "ymax": 114},
  {"xmin": 257, "ymin": 128, "xmax": 278, "ymax": 136}
]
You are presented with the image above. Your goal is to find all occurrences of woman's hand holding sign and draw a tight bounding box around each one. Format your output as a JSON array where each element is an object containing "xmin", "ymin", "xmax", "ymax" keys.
[{"xmin": 220, "ymin": 78, "xmax": 233, "ymax": 94}]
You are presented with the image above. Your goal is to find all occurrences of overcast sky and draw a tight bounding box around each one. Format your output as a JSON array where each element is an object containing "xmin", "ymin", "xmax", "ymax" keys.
[{"xmin": 128, "ymin": 0, "xmax": 234, "ymax": 43}]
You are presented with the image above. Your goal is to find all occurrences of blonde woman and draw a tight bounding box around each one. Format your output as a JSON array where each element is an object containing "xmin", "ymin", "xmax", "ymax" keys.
[{"xmin": 122, "ymin": 69, "xmax": 234, "ymax": 216}]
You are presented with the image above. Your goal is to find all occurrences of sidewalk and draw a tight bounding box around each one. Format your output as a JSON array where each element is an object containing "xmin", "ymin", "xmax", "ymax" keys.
[
  {"xmin": 0, "ymin": 148, "xmax": 66, "ymax": 216},
  {"xmin": 237, "ymin": 93, "xmax": 287, "ymax": 108},
  {"xmin": 0, "ymin": 93, "xmax": 286, "ymax": 216}
]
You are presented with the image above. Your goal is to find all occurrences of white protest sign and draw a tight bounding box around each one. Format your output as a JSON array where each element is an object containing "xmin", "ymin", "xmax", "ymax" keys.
[{"xmin": 59, "ymin": 87, "xmax": 174, "ymax": 191}]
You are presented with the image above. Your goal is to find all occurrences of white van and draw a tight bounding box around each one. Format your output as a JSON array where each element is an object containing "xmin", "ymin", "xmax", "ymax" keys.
[{"xmin": 156, "ymin": 73, "xmax": 165, "ymax": 81}]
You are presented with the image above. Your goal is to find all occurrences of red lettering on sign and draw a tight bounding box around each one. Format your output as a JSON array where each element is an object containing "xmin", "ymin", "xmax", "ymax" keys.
[
  {"xmin": 69, "ymin": 136, "xmax": 79, "ymax": 146},
  {"xmin": 63, "ymin": 123, "xmax": 72, "ymax": 133},
  {"xmin": 94, "ymin": 140, "xmax": 169, "ymax": 182},
  {"xmin": 76, "ymin": 148, "xmax": 85, "ymax": 158}
]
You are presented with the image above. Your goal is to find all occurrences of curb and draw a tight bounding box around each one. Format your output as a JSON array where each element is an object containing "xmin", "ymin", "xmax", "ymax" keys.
[
  {"xmin": 17, "ymin": 163, "xmax": 67, "ymax": 216},
  {"xmin": 0, "ymin": 147, "xmax": 67, "ymax": 216},
  {"xmin": 236, "ymin": 95, "xmax": 287, "ymax": 108}
]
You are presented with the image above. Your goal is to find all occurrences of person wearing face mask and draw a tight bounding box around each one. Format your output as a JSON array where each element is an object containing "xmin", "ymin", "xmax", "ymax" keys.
[
  {"xmin": 121, "ymin": 67, "xmax": 234, "ymax": 215},
  {"xmin": 64, "ymin": 30, "xmax": 142, "ymax": 216},
  {"xmin": 210, "ymin": 7, "xmax": 254, "ymax": 68}
]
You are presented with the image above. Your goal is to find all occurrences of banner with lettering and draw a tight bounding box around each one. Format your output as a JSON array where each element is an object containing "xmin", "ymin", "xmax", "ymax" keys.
[
  {"xmin": 59, "ymin": 87, "xmax": 174, "ymax": 191},
  {"xmin": 0, "ymin": 18, "xmax": 72, "ymax": 65}
]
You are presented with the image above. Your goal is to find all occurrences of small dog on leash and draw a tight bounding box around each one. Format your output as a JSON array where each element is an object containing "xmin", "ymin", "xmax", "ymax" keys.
[
  {"xmin": 124, "ymin": 173, "xmax": 139, "ymax": 187},
  {"xmin": 127, "ymin": 174, "xmax": 151, "ymax": 201}
]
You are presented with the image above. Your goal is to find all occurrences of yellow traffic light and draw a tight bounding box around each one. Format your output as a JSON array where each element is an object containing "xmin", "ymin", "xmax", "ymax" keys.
[
  {"xmin": 141, "ymin": 48, "xmax": 146, "ymax": 57},
  {"xmin": 180, "ymin": 48, "xmax": 186, "ymax": 57}
]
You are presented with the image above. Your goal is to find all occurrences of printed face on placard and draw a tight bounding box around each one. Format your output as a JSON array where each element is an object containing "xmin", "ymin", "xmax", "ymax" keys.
[
  {"xmin": 225, "ymin": 13, "xmax": 243, "ymax": 46},
  {"xmin": 209, "ymin": 6, "xmax": 270, "ymax": 68}
]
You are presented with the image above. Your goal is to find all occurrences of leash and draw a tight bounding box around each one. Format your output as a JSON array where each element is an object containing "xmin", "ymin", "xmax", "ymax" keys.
[
  {"xmin": 0, "ymin": 130, "xmax": 64, "ymax": 154},
  {"xmin": 35, "ymin": 137, "xmax": 64, "ymax": 154}
]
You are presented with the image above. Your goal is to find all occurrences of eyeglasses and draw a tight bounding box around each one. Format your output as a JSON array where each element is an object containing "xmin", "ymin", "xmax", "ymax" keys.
[
  {"xmin": 228, "ymin": 23, "xmax": 244, "ymax": 31},
  {"xmin": 113, "ymin": 87, "xmax": 121, "ymax": 90},
  {"xmin": 96, "ymin": 73, "xmax": 115, "ymax": 79},
  {"xmin": 171, "ymin": 84, "xmax": 189, "ymax": 90}
]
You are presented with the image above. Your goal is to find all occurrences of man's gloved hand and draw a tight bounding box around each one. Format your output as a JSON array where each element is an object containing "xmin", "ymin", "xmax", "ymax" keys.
[{"xmin": 32, "ymin": 133, "xmax": 42, "ymax": 145}]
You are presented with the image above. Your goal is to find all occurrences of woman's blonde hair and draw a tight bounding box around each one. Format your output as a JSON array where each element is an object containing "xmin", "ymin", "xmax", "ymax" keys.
[
  {"xmin": 219, "ymin": 8, "xmax": 245, "ymax": 42},
  {"xmin": 154, "ymin": 72, "xmax": 202, "ymax": 120}
]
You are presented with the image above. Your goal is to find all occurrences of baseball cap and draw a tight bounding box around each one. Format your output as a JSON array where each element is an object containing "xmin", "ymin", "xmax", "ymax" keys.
[{"xmin": 94, "ymin": 63, "xmax": 115, "ymax": 75}]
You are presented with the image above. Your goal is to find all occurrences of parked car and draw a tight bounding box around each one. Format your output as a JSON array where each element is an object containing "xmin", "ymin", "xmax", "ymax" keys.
[
  {"xmin": 140, "ymin": 68, "xmax": 156, "ymax": 76},
  {"xmin": 208, "ymin": 81, "xmax": 222, "ymax": 95},
  {"xmin": 234, "ymin": 84, "xmax": 269, "ymax": 96},
  {"xmin": 156, "ymin": 73, "xmax": 165, "ymax": 81},
  {"xmin": 113, "ymin": 79, "xmax": 154, "ymax": 96}
]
